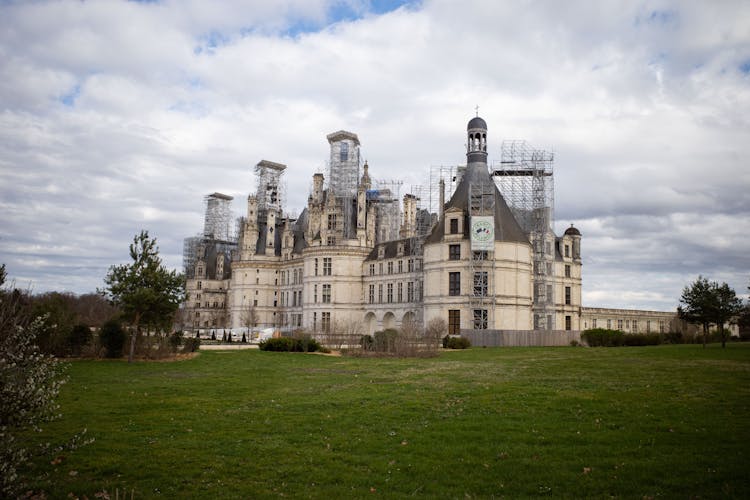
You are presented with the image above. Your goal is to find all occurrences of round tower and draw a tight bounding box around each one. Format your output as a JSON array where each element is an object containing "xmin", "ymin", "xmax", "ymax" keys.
[{"xmin": 466, "ymin": 116, "xmax": 488, "ymax": 165}]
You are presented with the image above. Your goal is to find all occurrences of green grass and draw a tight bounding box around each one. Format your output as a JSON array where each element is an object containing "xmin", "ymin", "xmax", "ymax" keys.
[{"xmin": 21, "ymin": 344, "xmax": 750, "ymax": 498}]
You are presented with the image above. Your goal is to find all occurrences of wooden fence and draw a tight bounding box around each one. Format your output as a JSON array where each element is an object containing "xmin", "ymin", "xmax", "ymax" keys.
[{"xmin": 461, "ymin": 329, "xmax": 581, "ymax": 347}]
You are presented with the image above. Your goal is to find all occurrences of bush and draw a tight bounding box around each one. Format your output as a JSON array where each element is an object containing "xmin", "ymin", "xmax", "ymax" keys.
[
  {"xmin": 443, "ymin": 336, "xmax": 471, "ymax": 349},
  {"xmin": 68, "ymin": 323, "xmax": 92, "ymax": 356},
  {"xmin": 623, "ymin": 333, "xmax": 662, "ymax": 346},
  {"xmin": 373, "ymin": 329, "xmax": 398, "ymax": 353},
  {"xmin": 582, "ymin": 328, "xmax": 624, "ymax": 347},
  {"xmin": 182, "ymin": 337, "xmax": 200, "ymax": 353},
  {"xmin": 663, "ymin": 331, "xmax": 683, "ymax": 344},
  {"xmin": 259, "ymin": 336, "xmax": 321, "ymax": 353},
  {"xmin": 169, "ymin": 331, "xmax": 184, "ymax": 352},
  {"xmin": 99, "ymin": 319, "xmax": 126, "ymax": 358},
  {"xmin": 360, "ymin": 334, "xmax": 374, "ymax": 351}
]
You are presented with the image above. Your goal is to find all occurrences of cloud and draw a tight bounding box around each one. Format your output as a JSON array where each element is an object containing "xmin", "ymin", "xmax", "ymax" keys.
[{"xmin": 1, "ymin": 0, "xmax": 748, "ymax": 309}]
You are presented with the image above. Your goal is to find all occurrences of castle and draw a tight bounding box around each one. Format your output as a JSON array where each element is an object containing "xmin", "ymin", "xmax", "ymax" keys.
[{"xmin": 181, "ymin": 116, "xmax": 599, "ymax": 339}]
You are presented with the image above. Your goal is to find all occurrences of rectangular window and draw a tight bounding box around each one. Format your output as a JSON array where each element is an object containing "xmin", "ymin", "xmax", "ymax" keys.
[
  {"xmin": 388, "ymin": 261, "xmax": 393, "ymax": 274},
  {"xmin": 546, "ymin": 285, "xmax": 553, "ymax": 303},
  {"xmin": 565, "ymin": 265, "xmax": 571, "ymax": 278},
  {"xmin": 197, "ymin": 281, "xmax": 202, "ymax": 290},
  {"xmin": 327, "ymin": 236, "xmax": 336, "ymax": 246},
  {"xmin": 397, "ymin": 282, "xmax": 403, "ymax": 302},
  {"xmin": 618, "ymin": 319, "xmax": 623, "ymax": 330},
  {"xmin": 322, "ymin": 284, "xmax": 331, "ymax": 303},
  {"xmin": 408, "ymin": 259, "xmax": 414, "ymax": 272},
  {"xmin": 340, "ymin": 141, "xmax": 348, "ymax": 162},
  {"xmin": 313, "ymin": 312, "xmax": 317, "ymax": 330},
  {"xmin": 314, "ymin": 258, "xmax": 318, "ymax": 276},
  {"xmin": 387, "ymin": 283, "xmax": 393, "ymax": 303},
  {"xmin": 369, "ymin": 263, "xmax": 375, "ymax": 276},
  {"xmin": 398, "ymin": 260, "xmax": 403, "ymax": 273},
  {"xmin": 314, "ymin": 284, "xmax": 318, "ymax": 303},
  {"xmin": 378, "ymin": 284, "xmax": 383, "ymax": 303},
  {"xmin": 565, "ymin": 244, "xmax": 570, "ymax": 258},
  {"xmin": 449, "ymin": 272, "xmax": 460, "ymax": 296},
  {"xmin": 592, "ymin": 318, "xmax": 597, "ymax": 328},
  {"xmin": 327, "ymin": 214, "xmax": 337, "ymax": 230},
  {"xmin": 607, "ymin": 319, "xmax": 611, "ymax": 329},
  {"xmin": 473, "ymin": 271, "xmax": 488, "ymax": 296},
  {"xmin": 565, "ymin": 286, "xmax": 571, "ymax": 305},
  {"xmin": 473, "ymin": 309, "xmax": 488, "ymax": 330},
  {"xmin": 322, "ymin": 312, "xmax": 331, "ymax": 333},
  {"xmin": 659, "ymin": 321, "xmax": 665, "ymax": 333},
  {"xmin": 448, "ymin": 310, "xmax": 460, "ymax": 335},
  {"xmin": 369, "ymin": 284, "xmax": 375, "ymax": 304},
  {"xmin": 407, "ymin": 281, "xmax": 414, "ymax": 302},
  {"xmin": 379, "ymin": 262, "xmax": 383, "ymax": 274},
  {"xmin": 449, "ymin": 244, "xmax": 461, "ymax": 260},
  {"xmin": 647, "ymin": 320, "xmax": 651, "ymax": 332},
  {"xmin": 632, "ymin": 320, "xmax": 638, "ymax": 333},
  {"xmin": 323, "ymin": 257, "xmax": 332, "ymax": 276},
  {"xmin": 565, "ymin": 315, "xmax": 571, "ymax": 331},
  {"xmin": 450, "ymin": 218, "xmax": 459, "ymax": 234}
]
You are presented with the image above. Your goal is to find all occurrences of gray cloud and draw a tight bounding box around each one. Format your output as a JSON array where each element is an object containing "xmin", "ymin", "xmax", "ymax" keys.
[{"xmin": 1, "ymin": 0, "xmax": 748, "ymax": 309}]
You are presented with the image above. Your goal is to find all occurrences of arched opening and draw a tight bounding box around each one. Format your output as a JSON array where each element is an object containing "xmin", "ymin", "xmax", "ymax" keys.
[
  {"xmin": 383, "ymin": 312, "xmax": 396, "ymax": 330},
  {"xmin": 364, "ymin": 312, "xmax": 376, "ymax": 335}
]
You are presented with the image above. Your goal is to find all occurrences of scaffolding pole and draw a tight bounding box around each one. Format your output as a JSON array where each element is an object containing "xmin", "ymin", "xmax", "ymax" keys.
[
  {"xmin": 371, "ymin": 179, "xmax": 402, "ymax": 244},
  {"xmin": 493, "ymin": 140, "xmax": 555, "ymax": 330}
]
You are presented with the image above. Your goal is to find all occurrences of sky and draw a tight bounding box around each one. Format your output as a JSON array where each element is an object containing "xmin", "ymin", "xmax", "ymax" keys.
[{"xmin": 0, "ymin": 0, "xmax": 748, "ymax": 311}]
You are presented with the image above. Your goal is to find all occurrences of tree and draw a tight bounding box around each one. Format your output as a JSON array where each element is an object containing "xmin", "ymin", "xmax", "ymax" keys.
[
  {"xmin": 678, "ymin": 276, "xmax": 743, "ymax": 348},
  {"xmin": 1, "ymin": 265, "xmax": 66, "ymax": 496},
  {"xmin": 100, "ymin": 231, "xmax": 185, "ymax": 362}
]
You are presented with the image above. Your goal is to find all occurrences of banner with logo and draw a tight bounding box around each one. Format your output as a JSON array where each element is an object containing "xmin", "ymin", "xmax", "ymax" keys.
[{"xmin": 470, "ymin": 216, "xmax": 494, "ymax": 251}]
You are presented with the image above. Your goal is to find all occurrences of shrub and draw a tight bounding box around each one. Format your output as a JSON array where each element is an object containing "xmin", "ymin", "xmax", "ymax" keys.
[
  {"xmin": 623, "ymin": 333, "xmax": 662, "ymax": 346},
  {"xmin": 68, "ymin": 323, "xmax": 92, "ymax": 356},
  {"xmin": 582, "ymin": 328, "xmax": 624, "ymax": 347},
  {"xmin": 99, "ymin": 319, "xmax": 126, "ymax": 358},
  {"xmin": 663, "ymin": 331, "xmax": 683, "ymax": 344},
  {"xmin": 169, "ymin": 331, "xmax": 184, "ymax": 352},
  {"xmin": 444, "ymin": 336, "xmax": 471, "ymax": 349},
  {"xmin": 373, "ymin": 329, "xmax": 398, "ymax": 353},
  {"xmin": 182, "ymin": 337, "xmax": 200, "ymax": 353},
  {"xmin": 360, "ymin": 334, "xmax": 374, "ymax": 351},
  {"xmin": 259, "ymin": 336, "xmax": 321, "ymax": 353}
]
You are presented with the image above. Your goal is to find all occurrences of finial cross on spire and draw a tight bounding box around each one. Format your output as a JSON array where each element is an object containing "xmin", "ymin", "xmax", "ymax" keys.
[{"xmin": 475, "ymin": 105, "xmax": 479, "ymax": 117}]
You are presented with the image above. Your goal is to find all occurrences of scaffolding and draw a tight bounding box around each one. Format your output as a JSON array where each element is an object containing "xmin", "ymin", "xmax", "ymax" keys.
[
  {"xmin": 370, "ymin": 179, "xmax": 402, "ymax": 244},
  {"xmin": 426, "ymin": 165, "xmax": 462, "ymax": 215},
  {"xmin": 327, "ymin": 131, "xmax": 361, "ymax": 240},
  {"xmin": 468, "ymin": 174, "xmax": 496, "ymax": 330},
  {"xmin": 255, "ymin": 160, "xmax": 286, "ymax": 216},
  {"xmin": 493, "ymin": 140, "xmax": 555, "ymax": 330},
  {"xmin": 203, "ymin": 192, "xmax": 234, "ymax": 242}
]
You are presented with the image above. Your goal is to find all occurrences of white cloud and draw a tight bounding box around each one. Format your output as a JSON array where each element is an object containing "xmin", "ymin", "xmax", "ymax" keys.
[{"xmin": 0, "ymin": 0, "xmax": 748, "ymax": 309}]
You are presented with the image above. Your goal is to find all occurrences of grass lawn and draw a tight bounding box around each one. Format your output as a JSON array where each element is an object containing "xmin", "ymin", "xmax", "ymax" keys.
[{"xmin": 21, "ymin": 343, "xmax": 750, "ymax": 498}]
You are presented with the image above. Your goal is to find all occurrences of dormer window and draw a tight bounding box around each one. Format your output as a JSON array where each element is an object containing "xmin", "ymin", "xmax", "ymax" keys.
[
  {"xmin": 378, "ymin": 246, "xmax": 385, "ymax": 259},
  {"xmin": 450, "ymin": 218, "xmax": 459, "ymax": 234}
]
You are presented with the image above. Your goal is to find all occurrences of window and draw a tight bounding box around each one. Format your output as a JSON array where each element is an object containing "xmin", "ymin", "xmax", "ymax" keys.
[
  {"xmin": 565, "ymin": 244, "xmax": 570, "ymax": 258},
  {"xmin": 323, "ymin": 257, "xmax": 332, "ymax": 276},
  {"xmin": 327, "ymin": 214, "xmax": 337, "ymax": 230},
  {"xmin": 565, "ymin": 265, "xmax": 571, "ymax": 278},
  {"xmin": 659, "ymin": 321, "xmax": 665, "ymax": 333},
  {"xmin": 369, "ymin": 284, "xmax": 375, "ymax": 304},
  {"xmin": 322, "ymin": 284, "xmax": 331, "ymax": 303},
  {"xmin": 322, "ymin": 312, "xmax": 331, "ymax": 332},
  {"xmin": 473, "ymin": 271, "xmax": 488, "ymax": 297},
  {"xmin": 647, "ymin": 320, "xmax": 651, "ymax": 333},
  {"xmin": 592, "ymin": 318, "xmax": 597, "ymax": 328},
  {"xmin": 449, "ymin": 272, "xmax": 461, "ymax": 296},
  {"xmin": 314, "ymin": 258, "xmax": 318, "ymax": 276},
  {"xmin": 387, "ymin": 283, "xmax": 393, "ymax": 303},
  {"xmin": 407, "ymin": 281, "xmax": 414, "ymax": 302},
  {"xmin": 197, "ymin": 266, "xmax": 203, "ymax": 276},
  {"xmin": 449, "ymin": 244, "xmax": 461, "ymax": 260},
  {"xmin": 450, "ymin": 218, "xmax": 459, "ymax": 234},
  {"xmin": 565, "ymin": 286, "xmax": 571, "ymax": 305},
  {"xmin": 369, "ymin": 263, "xmax": 375, "ymax": 276},
  {"xmin": 379, "ymin": 263, "xmax": 383, "ymax": 274},
  {"xmin": 408, "ymin": 259, "xmax": 414, "ymax": 272},
  {"xmin": 547, "ymin": 285, "xmax": 553, "ymax": 303},
  {"xmin": 607, "ymin": 319, "xmax": 611, "ymax": 329},
  {"xmin": 398, "ymin": 260, "xmax": 403, "ymax": 273},
  {"xmin": 197, "ymin": 281, "xmax": 202, "ymax": 290},
  {"xmin": 313, "ymin": 312, "xmax": 317, "ymax": 330},
  {"xmin": 473, "ymin": 309, "xmax": 488, "ymax": 330},
  {"xmin": 314, "ymin": 284, "xmax": 318, "ymax": 303},
  {"xmin": 448, "ymin": 310, "xmax": 460, "ymax": 335},
  {"xmin": 397, "ymin": 282, "xmax": 403, "ymax": 302},
  {"xmin": 327, "ymin": 236, "xmax": 336, "ymax": 246},
  {"xmin": 340, "ymin": 142, "xmax": 348, "ymax": 162},
  {"xmin": 388, "ymin": 262, "xmax": 393, "ymax": 274},
  {"xmin": 618, "ymin": 319, "xmax": 623, "ymax": 330},
  {"xmin": 632, "ymin": 320, "xmax": 638, "ymax": 333},
  {"xmin": 378, "ymin": 284, "xmax": 383, "ymax": 303},
  {"xmin": 565, "ymin": 315, "xmax": 571, "ymax": 331}
]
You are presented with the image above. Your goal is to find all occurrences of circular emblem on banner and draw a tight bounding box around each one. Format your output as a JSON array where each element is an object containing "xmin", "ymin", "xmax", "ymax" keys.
[{"xmin": 472, "ymin": 219, "xmax": 493, "ymax": 241}]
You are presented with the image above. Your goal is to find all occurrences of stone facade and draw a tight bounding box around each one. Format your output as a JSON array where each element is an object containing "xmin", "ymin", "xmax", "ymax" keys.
[{"xmin": 182, "ymin": 117, "xmax": 601, "ymax": 339}]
